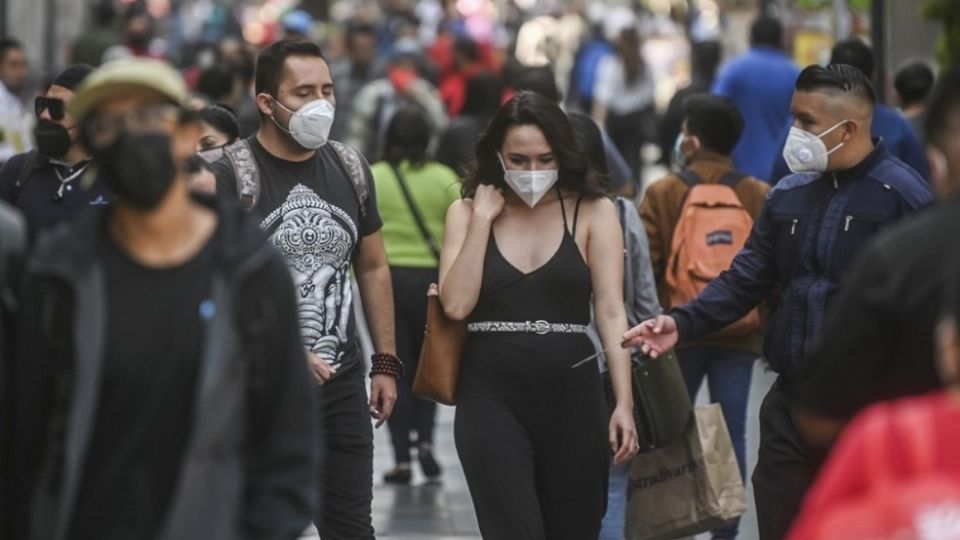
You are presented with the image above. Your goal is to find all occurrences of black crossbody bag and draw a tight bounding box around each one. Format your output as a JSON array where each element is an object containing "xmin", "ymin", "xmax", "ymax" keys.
[{"xmin": 389, "ymin": 162, "xmax": 441, "ymax": 261}]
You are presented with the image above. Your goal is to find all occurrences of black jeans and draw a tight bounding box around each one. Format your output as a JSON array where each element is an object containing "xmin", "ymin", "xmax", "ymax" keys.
[
  {"xmin": 751, "ymin": 379, "xmax": 823, "ymax": 540},
  {"xmin": 385, "ymin": 266, "xmax": 438, "ymax": 464},
  {"xmin": 314, "ymin": 362, "xmax": 374, "ymax": 539}
]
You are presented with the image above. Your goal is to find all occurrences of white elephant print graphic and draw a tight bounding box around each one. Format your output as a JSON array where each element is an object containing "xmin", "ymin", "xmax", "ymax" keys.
[{"xmin": 261, "ymin": 184, "xmax": 358, "ymax": 369}]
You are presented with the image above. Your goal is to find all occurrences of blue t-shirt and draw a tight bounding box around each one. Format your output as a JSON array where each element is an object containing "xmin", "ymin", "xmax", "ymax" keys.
[{"xmin": 712, "ymin": 47, "xmax": 800, "ymax": 181}]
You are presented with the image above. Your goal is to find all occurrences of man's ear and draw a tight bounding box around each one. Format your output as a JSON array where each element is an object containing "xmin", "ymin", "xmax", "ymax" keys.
[
  {"xmin": 684, "ymin": 135, "xmax": 701, "ymax": 157},
  {"xmin": 842, "ymin": 118, "xmax": 859, "ymax": 143},
  {"xmin": 927, "ymin": 145, "xmax": 950, "ymax": 199},
  {"xmin": 256, "ymin": 93, "xmax": 274, "ymax": 117}
]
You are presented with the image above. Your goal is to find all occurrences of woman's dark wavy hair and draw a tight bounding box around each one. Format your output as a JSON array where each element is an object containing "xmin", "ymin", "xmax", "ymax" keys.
[{"xmin": 462, "ymin": 91, "xmax": 605, "ymax": 199}]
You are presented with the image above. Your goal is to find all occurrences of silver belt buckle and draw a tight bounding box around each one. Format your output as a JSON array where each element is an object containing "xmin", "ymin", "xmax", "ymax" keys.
[{"xmin": 532, "ymin": 320, "xmax": 550, "ymax": 335}]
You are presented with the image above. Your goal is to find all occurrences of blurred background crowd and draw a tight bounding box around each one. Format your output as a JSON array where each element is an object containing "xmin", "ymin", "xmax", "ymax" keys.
[{"xmin": 0, "ymin": 0, "xmax": 952, "ymax": 191}]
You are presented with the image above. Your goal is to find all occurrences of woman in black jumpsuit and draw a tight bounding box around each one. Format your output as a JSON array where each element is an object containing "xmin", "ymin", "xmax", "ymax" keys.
[{"xmin": 438, "ymin": 92, "xmax": 639, "ymax": 539}]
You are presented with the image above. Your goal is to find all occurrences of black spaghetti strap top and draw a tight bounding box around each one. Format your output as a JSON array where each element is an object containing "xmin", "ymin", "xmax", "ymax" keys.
[{"xmin": 469, "ymin": 192, "xmax": 592, "ymax": 327}]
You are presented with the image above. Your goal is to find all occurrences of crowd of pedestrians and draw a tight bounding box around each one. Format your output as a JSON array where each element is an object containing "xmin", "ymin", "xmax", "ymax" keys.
[{"xmin": 0, "ymin": 1, "xmax": 956, "ymax": 539}]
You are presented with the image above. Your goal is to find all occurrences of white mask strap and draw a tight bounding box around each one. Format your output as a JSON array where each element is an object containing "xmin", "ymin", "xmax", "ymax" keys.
[{"xmin": 817, "ymin": 119, "xmax": 848, "ymax": 140}]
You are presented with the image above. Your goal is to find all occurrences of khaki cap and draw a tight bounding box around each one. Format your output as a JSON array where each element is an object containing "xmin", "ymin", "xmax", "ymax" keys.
[{"xmin": 69, "ymin": 58, "xmax": 187, "ymax": 121}]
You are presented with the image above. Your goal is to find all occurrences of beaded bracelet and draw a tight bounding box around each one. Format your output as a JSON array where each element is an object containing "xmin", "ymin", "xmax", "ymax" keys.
[{"xmin": 370, "ymin": 353, "xmax": 404, "ymax": 379}]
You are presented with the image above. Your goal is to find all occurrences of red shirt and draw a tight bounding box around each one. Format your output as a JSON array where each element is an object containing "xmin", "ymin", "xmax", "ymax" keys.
[{"xmin": 789, "ymin": 392, "xmax": 960, "ymax": 540}]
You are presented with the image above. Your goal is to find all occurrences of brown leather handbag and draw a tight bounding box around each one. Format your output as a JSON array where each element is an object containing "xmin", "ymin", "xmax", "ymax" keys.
[{"xmin": 413, "ymin": 283, "xmax": 467, "ymax": 405}]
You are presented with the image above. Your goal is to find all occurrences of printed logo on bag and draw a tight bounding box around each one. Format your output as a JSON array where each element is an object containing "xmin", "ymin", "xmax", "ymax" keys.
[
  {"xmin": 705, "ymin": 230, "xmax": 733, "ymax": 246},
  {"xmin": 627, "ymin": 462, "xmax": 699, "ymax": 497}
]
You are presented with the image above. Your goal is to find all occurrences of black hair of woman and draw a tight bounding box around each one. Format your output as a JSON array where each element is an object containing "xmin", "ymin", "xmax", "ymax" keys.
[
  {"xmin": 463, "ymin": 91, "xmax": 605, "ymax": 199},
  {"xmin": 383, "ymin": 106, "xmax": 432, "ymax": 169},
  {"xmin": 198, "ymin": 103, "xmax": 240, "ymax": 143},
  {"xmin": 566, "ymin": 111, "xmax": 612, "ymax": 193}
]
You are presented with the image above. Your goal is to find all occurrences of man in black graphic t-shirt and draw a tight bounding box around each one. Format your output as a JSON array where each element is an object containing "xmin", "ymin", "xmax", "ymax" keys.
[{"xmin": 213, "ymin": 39, "xmax": 400, "ymax": 539}]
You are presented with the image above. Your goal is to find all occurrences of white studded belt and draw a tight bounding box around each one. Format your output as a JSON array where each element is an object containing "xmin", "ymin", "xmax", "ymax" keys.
[{"xmin": 466, "ymin": 320, "xmax": 590, "ymax": 336}]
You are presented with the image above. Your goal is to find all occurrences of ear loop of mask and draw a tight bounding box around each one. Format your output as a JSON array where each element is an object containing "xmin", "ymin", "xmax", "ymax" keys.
[
  {"xmin": 497, "ymin": 153, "xmax": 509, "ymax": 171},
  {"xmin": 268, "ymin": 96, "xmax": 296, "ymax": 136},
  {"xmin": 818, "ymin": 120, "xmax": 849, "ymax": 156}
]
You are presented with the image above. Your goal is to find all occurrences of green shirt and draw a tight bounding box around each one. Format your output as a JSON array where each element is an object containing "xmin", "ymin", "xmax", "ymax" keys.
[{"xmin": 372, "ymin": 160, "xmax": 461, "ymax": 268}]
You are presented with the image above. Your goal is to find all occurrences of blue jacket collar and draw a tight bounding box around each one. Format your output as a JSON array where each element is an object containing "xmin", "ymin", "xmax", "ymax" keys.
[{"xmin": 832, "ymin": 137, "xmax": 887, "ymax": 183}]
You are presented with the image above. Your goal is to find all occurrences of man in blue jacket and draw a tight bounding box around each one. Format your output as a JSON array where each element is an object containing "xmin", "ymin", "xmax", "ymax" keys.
[{"xmin": 623, "ymin": 64, "xmax": 931, "ymax": 540}]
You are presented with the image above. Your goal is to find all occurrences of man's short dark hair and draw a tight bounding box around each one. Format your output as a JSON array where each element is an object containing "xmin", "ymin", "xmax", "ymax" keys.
[
  {"xmin": 895, "ymin": 61, "xmax": 935, "ymax": 107},
  {"xmin": 683, "ymin": 93, "xmax": 744, "ymax": 155},
  {"xmin": 795, "ymin": 63, "xmax": 876, "ymax": 106},
  {"xmin": 925, "ymin": 67, "xmax": 960, "ymax": 145},
  {"xmin": 0, "ymin": 38, "xmax": 23, "ymax": 64},
  {"xmin": 254, "ymin": 39, "xmax": 325, "ymax": 96},
  {"xmin": 750, "ymin": 16, "xmax": 783, "ymax": 48},
  {"xmin": 830, "ymin": 38, "xmax": 875, "ymax": 79}
]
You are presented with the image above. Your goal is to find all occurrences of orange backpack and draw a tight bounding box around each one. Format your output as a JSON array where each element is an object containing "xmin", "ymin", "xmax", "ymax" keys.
[{"xmin": 665, "ymin": 171, "xmax": 760, "ymax": 337}]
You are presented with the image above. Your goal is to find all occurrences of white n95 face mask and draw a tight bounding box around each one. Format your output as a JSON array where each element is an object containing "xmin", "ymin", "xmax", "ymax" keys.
[
  {"xmin": 272, "ymin": 97, "xmax": 336, "ymax": 149},
  {"xmin": 782, "ymin": 119, "xmax": 848, "ymax": 174},
  {"xmin": 499, "ymin": 154, "xmax": 560, "ymax": 208}
]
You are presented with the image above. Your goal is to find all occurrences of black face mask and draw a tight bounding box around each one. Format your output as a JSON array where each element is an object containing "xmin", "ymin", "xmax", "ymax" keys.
[
  {"xmin": 92, "ymin": 133, "xmax": 176, "ymax": 210},
  {"xmin": 34, "ymin": 119, "xmax": 72, "ymax": 159}
]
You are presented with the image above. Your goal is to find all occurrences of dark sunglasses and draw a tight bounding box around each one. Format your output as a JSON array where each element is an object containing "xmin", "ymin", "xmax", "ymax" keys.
[{"xmin": 35, "ymin": 96, "xmax": 65, "ymax": 121}]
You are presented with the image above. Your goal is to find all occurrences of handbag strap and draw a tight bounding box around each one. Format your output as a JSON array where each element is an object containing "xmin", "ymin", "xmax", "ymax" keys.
[{"xmin": 390, "ymin": 161, "xmax": 441, "ymax": 262}]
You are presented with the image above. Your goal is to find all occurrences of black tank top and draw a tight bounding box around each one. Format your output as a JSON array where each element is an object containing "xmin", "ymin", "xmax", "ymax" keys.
[{"xmin": 469, "ymin": 192, "xmax": 592, "ymax": 326}]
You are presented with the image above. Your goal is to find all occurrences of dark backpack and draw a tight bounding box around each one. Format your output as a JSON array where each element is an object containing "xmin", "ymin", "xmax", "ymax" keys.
[{"xmin": 223, "ymin": 139, "xmax": 371, "ymax": 217}]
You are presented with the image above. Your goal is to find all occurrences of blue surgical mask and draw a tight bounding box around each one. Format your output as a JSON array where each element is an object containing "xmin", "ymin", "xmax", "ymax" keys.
[{"xmin": 673, "ymin": 133, "xmax": 687, "ymax": 170}]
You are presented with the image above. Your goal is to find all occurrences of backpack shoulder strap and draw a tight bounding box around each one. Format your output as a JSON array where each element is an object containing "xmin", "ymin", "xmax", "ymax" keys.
[
  {"xmin": 13, "ymin": 149, "xmax": 39, "ymax": 201},
  {"xmin": 328, "ymin": 140, "xmax": 371, "ymax": 220},
  {"xmin": 719, "ymin": 171, "xmax": 748, "ymax": 189},
  {"xmin": 223, "ymin": 139, "xmax": 260, "ymax": 211},
  {"xmin": 676, "ymin": 170, "xmax": 701, "ymax": 188}
]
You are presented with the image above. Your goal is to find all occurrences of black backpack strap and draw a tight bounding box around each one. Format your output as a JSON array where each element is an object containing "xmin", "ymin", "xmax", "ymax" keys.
[
  {"xmin": 328, "ymin": 141, "xmax": 370, "ymax": 220},
  {"xmin": 719, "ymin": 171, "xmax": 748, "ymax": 189},
  {"xmin": 223, "ymin": 139, "xmax": 260, "ymax": 211},
  {"xmin": 13, "ymin": 150, "xmax": 39, "ymax": 202},
  {"xmin": 676, "ymin": 169, "xmax": 701, "ymax": 188},
  {"xmin": 390, "ymin": 162, "xmax": 440, "ymax": 261}
]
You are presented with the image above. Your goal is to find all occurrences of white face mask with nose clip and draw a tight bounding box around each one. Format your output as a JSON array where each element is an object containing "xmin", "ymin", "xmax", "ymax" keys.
[
  {"xmin": 498, "ymin": 153, "xmax": 560, "ymax": 208},
  {"xmin": 782, "ymin": 119, "xmax": 848, "ymax": 174},
  {"xmin": 271, "ymin": 97, "xmax": 336, "ymax": 149}
]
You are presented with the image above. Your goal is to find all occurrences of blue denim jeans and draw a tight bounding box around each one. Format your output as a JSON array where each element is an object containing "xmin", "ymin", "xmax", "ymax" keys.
[
  {"xmin": 677, "ymin": 346, "xmax": 756, "ymax": 540},
  {"xmin": 599, "ymin": 460, "xmax": 631, "ymax": 539}
]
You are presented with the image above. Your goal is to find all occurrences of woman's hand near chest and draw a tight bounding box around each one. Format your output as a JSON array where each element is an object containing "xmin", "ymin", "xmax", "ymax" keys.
[{"xmin": 438, "ymin": 185, "xmax": 505, "ymax": 320}]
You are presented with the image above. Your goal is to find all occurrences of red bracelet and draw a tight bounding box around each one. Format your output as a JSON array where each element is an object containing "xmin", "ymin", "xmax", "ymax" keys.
[{"xmin": 370, "ymin": 353, "xmax": 404, "ymax": 379}]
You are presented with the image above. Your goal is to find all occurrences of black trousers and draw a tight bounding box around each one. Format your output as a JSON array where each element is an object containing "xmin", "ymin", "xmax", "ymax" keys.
[
  {"xmin": 751, "ymin": 379, "xmax": 824, "ymax": 540},
  {"xmin": 314, "ymin": 362, "xmax": 374, "ymax": 539},
  {"xmin": 385, "ymin": 266, "xmax": 439, "ymax": 464},
  {"xmin": 455, "ymin": 335, "xmax": 609, "ymax": 539}
]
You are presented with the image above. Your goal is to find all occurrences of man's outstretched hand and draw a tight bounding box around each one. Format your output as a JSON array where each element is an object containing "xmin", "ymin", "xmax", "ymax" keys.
[{"xmin": 621, "ymin": 315, "xmax": 679, "ymax": 358}]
